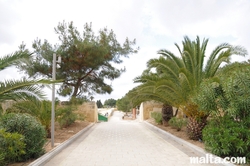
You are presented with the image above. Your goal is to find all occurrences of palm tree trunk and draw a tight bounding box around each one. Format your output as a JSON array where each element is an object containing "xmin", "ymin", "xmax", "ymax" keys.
[
  {"xmin": 161, "ymin": 104, "xmax": 173, "ymax": 126},
  {"xmin": 186, "ymin": 116, "xmax": 208, "ymax": 141}
]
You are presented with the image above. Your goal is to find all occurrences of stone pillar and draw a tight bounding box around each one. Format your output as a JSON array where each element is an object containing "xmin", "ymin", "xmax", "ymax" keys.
[
  {"xmin": 139, "ymin": 103, "xmax": 144, "ymax": 121},
  {"xmin": 133, "ymin": 108, "xmax": 136, "ymax": 119}
]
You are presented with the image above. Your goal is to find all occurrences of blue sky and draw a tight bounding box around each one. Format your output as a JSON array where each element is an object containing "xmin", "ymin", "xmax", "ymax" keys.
[{"xmin": 1, "ymin": 0, "xmax": 250, "ymax": 103}]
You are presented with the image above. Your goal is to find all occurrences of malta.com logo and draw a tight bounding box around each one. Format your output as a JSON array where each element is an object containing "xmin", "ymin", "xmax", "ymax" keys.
[{"xmin": 190, "ymin": 154, "xmax": 246, "ymax": 164}]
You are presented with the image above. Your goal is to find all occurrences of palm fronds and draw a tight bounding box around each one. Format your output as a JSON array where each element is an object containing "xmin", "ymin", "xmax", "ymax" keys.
[
  {"xmin": 0, "ymin": 78, "xmax": 49, "ymax": 102},
  {"xmin": 0, "ymin": 50, "xmax": 31, "ymax": 70}
]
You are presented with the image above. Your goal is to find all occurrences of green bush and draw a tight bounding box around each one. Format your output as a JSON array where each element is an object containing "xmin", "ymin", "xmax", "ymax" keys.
[
  {"xmin": 0, "ymin": 129, "xmax": 26, "ymax": 164},
  {"xmin": 6, "ymin": 100, "xmax": 52, "ymax": 137},
  {"xmin": 203, "ymin": 116, "xmax": 250, "ymax": 163},
  {"xmin": 56, "ymin": 106, "xmax": 77, "ymax": 128},
  {"xmin": 0, "ymin": 152, "xmax": 5, "ymax": 166},
  {"xmin": 151, "ymin": 112, "xmax": 162, "ymax": 124},
  {"xmin": 168, "ymin": 117, "xmax": 187, "ymax": 131},
  {"xmin": 0, "ymin": 113, "xmax": 46, "ymax": 160}
]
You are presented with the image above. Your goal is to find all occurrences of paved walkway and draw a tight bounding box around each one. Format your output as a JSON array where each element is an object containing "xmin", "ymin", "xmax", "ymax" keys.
[{"xmin": 44, "ymin": 111, "xmax": 215, "ymax": 166}]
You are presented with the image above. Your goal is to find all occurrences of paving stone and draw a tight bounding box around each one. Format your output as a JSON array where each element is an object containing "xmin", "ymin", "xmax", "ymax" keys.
[{"xmin": 42, "ymin": 111, "xmax": 218, "ymax": 166}]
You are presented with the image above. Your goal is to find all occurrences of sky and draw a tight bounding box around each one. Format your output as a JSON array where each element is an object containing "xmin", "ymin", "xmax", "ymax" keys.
[{"xmin": 1, "ymin": 0, "xmax": 250, "ymax": 103}]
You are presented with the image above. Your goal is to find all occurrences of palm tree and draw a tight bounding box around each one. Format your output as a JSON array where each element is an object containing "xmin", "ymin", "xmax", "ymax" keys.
[
  {"xmin": 0, "ymin": 50, "xmax": 51, "ymax": 114},
  {"xmin": 133, "ymin": 36, "xmax": 247, "ymax": 140}
]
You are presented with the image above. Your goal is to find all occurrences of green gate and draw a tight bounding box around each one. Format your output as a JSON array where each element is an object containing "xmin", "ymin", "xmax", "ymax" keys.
[{"xmin": 98, "ymin": 113, "xmax": 108, "ymax": 122}]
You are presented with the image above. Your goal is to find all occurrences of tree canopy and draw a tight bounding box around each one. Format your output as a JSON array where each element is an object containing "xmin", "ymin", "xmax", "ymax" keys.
[
  {"xmin": 131, "ymin": 36, "xmax": 247, "ymax": 118},
  {"xmin": 18, "ymin": 21, "xmax": 138, "ymax": 99},
  {"xmin": 104, "ymin": 98, "xmax": 116, "ymax": 107},
  {"xmin": 116, "ymin": 95, "xmax": 131, "ymax": 113},
  {"xmin": 96, "ymin": 100, "xmax": 103, "ymax": 108}
]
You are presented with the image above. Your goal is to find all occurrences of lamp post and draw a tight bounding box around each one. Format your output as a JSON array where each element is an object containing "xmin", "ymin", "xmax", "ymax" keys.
[{"xmin": 51, "ymin": 53, "xmax": 61, "ymax": 148}]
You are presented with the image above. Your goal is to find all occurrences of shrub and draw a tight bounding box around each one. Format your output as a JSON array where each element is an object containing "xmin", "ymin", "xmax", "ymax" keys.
[
  {"xmin": 56, "ymin": 105, "xmax": 77, "ymax": 128},
  {"xmin": 0, "ymin": 113, "xmax": 46, "ymax": 160},
  {"xmin": 6, "ymin": 100, "xmax": 52, "ymax": 137},
  {"xmin": 168, "ymin": 117, "xmax": 187, "ymax": 131},
  {"xmin": 0, "ymin": 129, "xmax": 26, "ymax": 164},
  {"xmin": 0, "ymin": 152, "xmax": 5, "ymax": 166},
  {"xmin": 203, "ymin": 116, "xmax": 250, "ymax": 163},
  {"xmin": 151, "ymin": 111, "xmax": 162, "ymax": 124}
]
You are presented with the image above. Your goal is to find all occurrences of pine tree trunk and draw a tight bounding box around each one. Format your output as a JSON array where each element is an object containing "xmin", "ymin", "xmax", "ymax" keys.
[
  {"xmin": 186, "ymin": 116, "xmax": 207, "ymax": 140},
  {"xmin": 161, "ymin": 104, "xmax": 173, "ymax": 126}
]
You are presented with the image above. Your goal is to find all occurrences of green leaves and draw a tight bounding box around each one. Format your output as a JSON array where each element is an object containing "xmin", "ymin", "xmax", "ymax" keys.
[
  {"xmin": 193, "ymin": 62, "xmax": 250, "ymax": 121},
  {"xmin": 0, "ymin": 78, "xmax": 50, "ymax": 102},
  {"xmin": 19, "ymin": 21, "xmax": 139, "ymax": 98},
  {"xmin": 132, "ymin": 36, "xmax": 247, "ymax": 119},
  {"xmin": 0, "ymin": 129, "xmax": 26, "ymax": 164},
  {"xmin": 151, "ymin": 112, "xmax": 162, "ymax": 124},
  {"xmin": 0, "ymin": 49, "xmax": 31, "ymax": 71},
  {"xmin": 203, "ymin": 116, "xmax": 250, "ymax": 161},
  {"xmin": 0, "ymin": 113, "xmax": 46, "ymax": 160}
]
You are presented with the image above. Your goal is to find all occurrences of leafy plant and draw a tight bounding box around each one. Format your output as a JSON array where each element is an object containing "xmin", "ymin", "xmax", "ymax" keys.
[
  {"xmin": 0, "ymin": 152, "xmax": 5, "ymax": 166},
  {"xmin": 6, "ymin": 100, "xmax": 52, "ymax": 137},
  {"xmin": 116, "ymin": 95, "xmax": 132, "ymax": 113},
  {"xmin": 151, "ymin": 111, "xmax": 162, "ymax": 124},
  {"xmin": 203, "ymin": 116, "xmax": 250, "ymax": 163},
  {"xmin": 168, "ymin": 117, "xmax": 187, "ymax": 131},
  {"xmin": 0, "ymin": 129, "xmax": 26, "ymax": 164},
  {"xmin": 130, "ymin": 36, "xmax": 247, "ymax": 140},
  {"xmin": 56, "ymin": 105, "xmax": 77, "ymax": 128},
  {"xmin": 0, "ymin": 113, "xmax": 46, "ymax": 160}
]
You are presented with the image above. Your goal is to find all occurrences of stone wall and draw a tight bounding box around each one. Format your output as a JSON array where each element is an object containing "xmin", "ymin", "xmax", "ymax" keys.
[
  {"xmin": 139, "ymin": 101, "xmax": 182, "ymax": 121},
  {"xmin": 1, "ymin": 100, "xmax": 15, "ymax": 113},
  {"xmin": 77, "ymin": 101, "xmax": 98, "ymax": 122},
  {"xmin": 139, "ymin": 101, "xmax": 163, "ymax": 121}
]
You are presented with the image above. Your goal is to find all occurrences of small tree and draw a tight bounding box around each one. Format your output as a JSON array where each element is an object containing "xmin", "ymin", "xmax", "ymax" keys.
[
  {"xmin": 116, "ymin": 96, "xmax": 132, "ymax": 114},
  {"xmin": 96, "ymin": 100, "xmax": 103, "ymax": 108},
  {"xmin": 18, "ymin": 21, "xmax": 138, "ymax": 100},
  {"xmin": 104, "ymin": 98, "xmax": 116, "ymax": 107}
]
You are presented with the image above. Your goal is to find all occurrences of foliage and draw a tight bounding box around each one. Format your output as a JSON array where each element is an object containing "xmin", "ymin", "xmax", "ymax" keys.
[
  {"xmin": 130, "ymin": 36, "xmax": 247, "ymax": 140},
  {"xmin": 203, "ymin": 116, "xmax": 250, "ymax": 162},
  {"xmin": 69, "ymin": 96, "xmax": 88, "ymax": 105},
  {"xmin": 104, "ymin": 98, "xmax": 116, "ymax": 107},
  {"xmin": 96, "ymin": 100, "xmax": 103, "ymax": 108},
  {"xmin": 0, "ymin": 49, "xmax": 51, "ymax": 103},
  {"xmin": 116, "ymin": 95, "xmax": 132, "ymax": 113},
  {"xmin": 0, "ymin": 113, "xmax": 46, "ymax": 160},
  {"xmin": 132, "ymin": 36, "xmax": 247, "ymax": 118},
  {"xmin": 0, "ymin": 129, "xmax": 26, "ymax": 164},
  {"xmin": 0, "ymin": 152, "xmax": 5, "ymax": 166},
  {"xmin": 6, "ymin": 100, "xmax": 52, "ymax": 137},
  {"xmin": 18, "ymin": 21, "xmax": 138, "ymax": 99},
  {"xmin": 0, "ymin": 46, "xmax": 30, "ymax": 71},
  {"xmin": 151, "ymin": 111, "xmax": 162, "ymax": 124},
  {"xmin": 168, "ymin": 117, "xmax": 187, "ymax": 131},
  {"xmin": 192, "ymin": 62, "xmax": 250, "ymax": 123},
  {"xmin": 56, "ymin": 105, "xmax": 78, "ymax": 128}
]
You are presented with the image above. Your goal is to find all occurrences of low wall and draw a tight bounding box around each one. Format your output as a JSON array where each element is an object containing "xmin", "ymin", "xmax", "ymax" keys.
[
  {"xmin": 77, "ymin": 101, "xmax": 98, "ymax": 122},
  {"xmin": 139, "ymin": 101, "xmax": 163, "ymax": 121},
  {"xmin": 1, "ymin": 100, "xmax": 15, "ymax": 113},
  {"xmin": 139, "ymin": 101, "xmax": 181, "ymax": 121}
]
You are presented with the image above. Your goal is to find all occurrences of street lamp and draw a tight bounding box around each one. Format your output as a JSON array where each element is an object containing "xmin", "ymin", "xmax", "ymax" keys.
[{"xmin": 51, "ymin": 53, "xmax": 61, "ymax": 148}]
